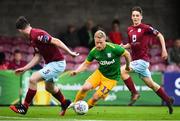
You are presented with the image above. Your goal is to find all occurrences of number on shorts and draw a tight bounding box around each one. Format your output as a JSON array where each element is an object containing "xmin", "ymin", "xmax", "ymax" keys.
[{"xmin": 101, "ymin": 86, "xmax": 110, "ymax": 94}]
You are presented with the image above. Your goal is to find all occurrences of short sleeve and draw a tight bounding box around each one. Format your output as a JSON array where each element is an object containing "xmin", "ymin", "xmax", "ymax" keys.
[
  {"xmin": 114, "ymin": 44, "xmax": 125, "ymax": 56},
  {"xmin": 37, "ymin": 32, "xmax": 52, "ymax": 43},
  {"xmin": 86, "ymin": 48, "xmax": 95, "ymax": 62},
  {"xmin": 145, "ymin": 25, "xmax": 159, "ymax": 36}
]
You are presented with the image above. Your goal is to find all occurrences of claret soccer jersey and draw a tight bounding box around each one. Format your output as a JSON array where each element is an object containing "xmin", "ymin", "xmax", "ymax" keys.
[
  {"xmin": 29, "ymin": 28, "xmax": 64, "ymax": 63},
  {"xmin": 127, "ymin": 23, "xmax": 159, "ymax": 61}
]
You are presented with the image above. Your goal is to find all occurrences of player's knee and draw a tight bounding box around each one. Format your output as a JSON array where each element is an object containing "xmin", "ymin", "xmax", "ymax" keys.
[
  {"xmin": 121, "ymin": 71, "xmax": 128, "ymax": 80},
  {"xmin": 81, "ymin": 85, "xmax": 91, "ymax": 92},
  {"xmin": 121, "ymin": 67, "xmax": 128, "ymax": 79},
  {"xmin": 146, "ymin": 82, "xmax": 155, "ymax": 89},
  {"xmin": 92, "ymin": 94, "xmax": 100, "ymax": 101},
  {"xmin": 45, "ymin": 86, "xmax": 54, "ymax": 93},
  {"xmin": 151, "ymin": 82, "xmax": 160, "ymax": 91},
  {"xmin": 29, "ymin": 77, "xmax": 38, "ymax": 84}
]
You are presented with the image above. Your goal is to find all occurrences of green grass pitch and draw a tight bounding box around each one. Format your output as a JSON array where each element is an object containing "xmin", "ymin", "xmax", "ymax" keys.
[{"xmin": 0, "ymin": 106, "xmax": 180, "ymax": 121}]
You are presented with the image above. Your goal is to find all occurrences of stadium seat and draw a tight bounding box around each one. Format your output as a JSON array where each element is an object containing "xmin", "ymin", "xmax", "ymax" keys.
[
  {"xmin": 64, "ymin": 54, "xmax": 74, "ymax": 63},
  {"xmin": 27, "ymin": 47, "xmax": 34, "ymax": 54},
  {"xmin": 4, "ymin": 52, "xmax": 12, "ymax": 61},
  {"xmin": 73, "ymin": 46, "xmax": 89, "ymax": 54},
  {"xmin": 18, "ymin": 44, "xmax": 30, "ymax": 53},
  {"xmin": 2, "ymin": 44, "xmax": 13, "ymax": 53},
  {"xmin": 0, "ymin": 46, "xmax": 3, "ymax": 52},
  {"xmin": 150, "ymin": 63, "xmax": 166, "ymax": 72},
  {"xmin": 65, "ymin": 62, "xmax": 75, "ymax": 70},
  {"xmin": 149, "ymin": 47, "xmax": 161, "ymax": 57},
  {"xmin": 12, "ymin": 37, "xmax": 26, "ymax": 44},
  {"xmin": 165, "ymin": 64, "xmax": 180, "ymax": 72},
  {"xmin": 21, "ymin": 53, "xmax": 28, "ymax": 62},
  {"xmin": 27, "ymin": 54, "xmax": 34, "ymax": 62},
  {"xmin": 149, "ymin": 56, "xmax": 164, "ymax": 64},
  {"xmin": 87, "ymin": 61, "xmax": 99, "ymax": 71},
  {"xmin": 74, "ymin": 63, "xmax": 81, "ymax": 70},
  {"xmin": 74, "ymin": 54, "xmax": 87, "ymax": 64}
]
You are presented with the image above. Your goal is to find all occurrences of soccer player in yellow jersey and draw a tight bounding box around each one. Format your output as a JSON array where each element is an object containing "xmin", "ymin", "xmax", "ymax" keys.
[{"xmin": 69, "ymin": 30, "xmax": 136, "ymax": 109}]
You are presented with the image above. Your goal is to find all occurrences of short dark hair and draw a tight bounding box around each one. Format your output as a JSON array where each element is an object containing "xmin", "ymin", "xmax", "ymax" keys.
[
  {"xmin": 14, "ymin": 49, "xmax": 21, "ymax": 54},
  {"xmin": 132, "ymin": 6, "xmax": 143, "ymax": 15},
  {"xmin": 112, "ymin": 19, "xmax": 120, "ymax": 25},
  {"xmin": 16, "ymin": 16, "xmax": 30, "ymax": 29}
]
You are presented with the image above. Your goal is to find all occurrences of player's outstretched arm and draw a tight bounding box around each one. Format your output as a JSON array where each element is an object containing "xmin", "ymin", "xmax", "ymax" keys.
[
  {"xmin": 121, "ymin": 43, "xmax": 131, "ymax": 49},
  {"xmin": 70, "ymin": 61, "xmax": 91, "ymax": 76},
  {"xmin": 157, "ymin": 33, "xmax": 168, "ymax": 60},
  {"xmin": 15, "ymin": 53, "xmax": 41, "ymax": 74},
  {"xmin": 51, "ymin": 37, "xmax": 79, "ymax": 57},
  {"xmin": 122, "ymin": 50, "xmax": 131, "ymax": 71}
]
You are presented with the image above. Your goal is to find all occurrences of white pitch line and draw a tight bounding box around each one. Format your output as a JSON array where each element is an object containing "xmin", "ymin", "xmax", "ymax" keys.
[
  {"xmin": 0, "ymin": 116, "xmax": 45, "ymax": 120},
  {"xmin": 0, "ymin": 116, "xmax": 179, "ymax": 121}
]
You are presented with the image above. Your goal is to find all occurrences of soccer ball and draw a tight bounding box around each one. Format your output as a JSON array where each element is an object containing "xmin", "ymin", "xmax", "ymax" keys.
[{"xmin": 74, "ymin": 100, "xmax": 89, "ymax": 115}]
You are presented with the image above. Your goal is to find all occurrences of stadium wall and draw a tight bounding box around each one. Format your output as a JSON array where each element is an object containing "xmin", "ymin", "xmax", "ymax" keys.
[{"xmin": 0, "ymin": 0, "xmax": 179, "ymax": 39}]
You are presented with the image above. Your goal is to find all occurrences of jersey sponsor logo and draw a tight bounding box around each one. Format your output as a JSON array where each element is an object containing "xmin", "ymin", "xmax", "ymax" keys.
[
  {"xmin": 138, "ymin": 28, "xmax": 141, "ymax": 32},
  {"xmin": 38, "ymin": 35, "xmax": 50, "ymax": 43},
  {"xmin": 107, "ymin": 53, "xmax": 112, "ymax": 58},
  {"xmin": 99, "ymin": 59, "xmax": 115, "ymax": 65}
]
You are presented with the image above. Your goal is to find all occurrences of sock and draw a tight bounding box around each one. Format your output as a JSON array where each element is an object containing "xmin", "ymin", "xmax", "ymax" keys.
[
  {"xmin": 74, "ymin": 90, "xmax": 87, "ymax": 102},
  {"xmin": 87, "ymin": 98, "xmax": 96, "ymax": 109},
  {"xmin": 23, "ymin": 88, "xmax": 37, "ymax": 108},
  {"xmin": 156, "ymin": 87, "xmax": 170, "ymax": 104},
  {"xmin": 52, "ymin": 90, "xmax": 66, "ymax": 105},
  {"xmin": 123, "ymin": 77, "xmax": 138, "ymax": 94}
]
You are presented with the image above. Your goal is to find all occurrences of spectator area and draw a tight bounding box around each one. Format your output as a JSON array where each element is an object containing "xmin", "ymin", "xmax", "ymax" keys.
[{"xmin": 0, "ymin": 35, "xmax": 179, "ymax": 72}]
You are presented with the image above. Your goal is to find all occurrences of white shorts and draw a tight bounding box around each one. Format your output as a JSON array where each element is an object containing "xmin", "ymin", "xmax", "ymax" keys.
[
  {"xmin": 130, "ymin": 59, "xmax": 151, "ymax": 78},
  {"xmin": 39, "ymin": 60, "xmax": 66, "ymax": 81}
]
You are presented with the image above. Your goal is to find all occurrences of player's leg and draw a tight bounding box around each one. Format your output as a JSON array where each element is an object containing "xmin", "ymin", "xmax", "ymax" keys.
[
  {"xmin": 121, "ymin": 64, "xmax": 139, "ymax": 106},
  {"xmin": 9, "ymin": 71, "xmax": 42, "ymax": 115},
  {"xmin": 68, "ymin": 70, "xmax": 101, "ymax": 109},
  {"xmin": 45, "ymin": 81, "xmax": 66, "ymax": 106},
  {"xmin": 43, "ymin": 60, "xmax": 71, "ymax": 116},
  {"xmin": 74, "ymin": 81, "xmax": 93, "ymax": 102},
  {"xmin": 87, "ymin": 75, "xmax": 117, "ymax": 109},
  {"xmin": 68, "ymin": 81, "xmax": 93, "ymax": 109},
  {"xmin": 45, "ymin": 81, "xmax": 71, "ymax": 116},
  {"xmin": 142, "ymin": 76, "xmax": 174, "ymax": 114},
  {"xmin": 74, "ymin": 70, "xmax": 101, "ymax": 102},
  {"xmin": 87, "ymin": 92, "xmax": 101, "ymax": 109}
]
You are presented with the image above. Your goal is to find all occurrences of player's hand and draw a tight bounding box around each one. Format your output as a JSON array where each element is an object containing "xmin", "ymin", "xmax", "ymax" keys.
[
  {"xmin": 70, "ymin": 52, "xmax": 79, "ymax": 57},
  {"xmin": 70, "ymin": 71, "xmax": 77, "ymax": 76},
  {"xmin": 15, "ymin": 67, "xmax": 26, "ymax": 75},
  {"xmin": 125, "ymin": 66, "xmax": 131, "ymax": 71},
  {"xmin": 120, "ymin": 44, "xmax": 124, "ymax": 47},
  {"xmin": 161, "ymin": 49, "xmax": 168, "ymax": 60}
]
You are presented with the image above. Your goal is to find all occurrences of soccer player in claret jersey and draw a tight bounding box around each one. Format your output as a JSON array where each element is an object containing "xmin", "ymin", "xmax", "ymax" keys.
[
  {"xmin": 68, "ymin": 30, "xmax": 133, "ymax": 109},
  {"xmin": 9, "ymin": 16, "xmax": 79, "ymax": 116},
  {"xmin": 121, "ymin": 6, "xmax": 174, "ymax": 114}
]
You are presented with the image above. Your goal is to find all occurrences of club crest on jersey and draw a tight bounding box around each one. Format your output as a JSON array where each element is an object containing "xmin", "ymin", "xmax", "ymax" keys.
[
  {"xmin": 138, "ymin": 28, "xmax": 141, "ymax": 32},
  {"xmin": 107, "ymin": 53, "xmax": 112, "ymax": 58}
]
